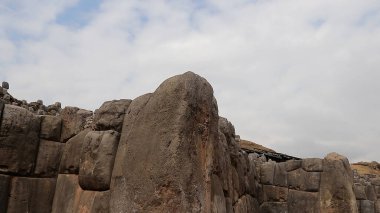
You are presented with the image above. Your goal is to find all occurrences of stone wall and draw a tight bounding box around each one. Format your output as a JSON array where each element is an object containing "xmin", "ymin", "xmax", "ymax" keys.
[{"xmin": 0, "ymin": 73, "xmax": 377, "ymax": 212}]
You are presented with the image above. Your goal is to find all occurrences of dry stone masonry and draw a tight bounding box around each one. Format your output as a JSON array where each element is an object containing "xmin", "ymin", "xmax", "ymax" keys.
[{"xmin": 0, "ymin": 74, "xmax": 379, "ymax": 212}]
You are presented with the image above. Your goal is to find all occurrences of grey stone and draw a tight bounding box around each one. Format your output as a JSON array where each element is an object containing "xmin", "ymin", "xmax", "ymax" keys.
[
  {"xmin": 0, "ymin": 175, "xmax": 10, "ymax": 213},
  {"xmin": 287, "ymin": 168, "xmax": 320, "ymax": 192},
  {"xmin": 262, "ymin": 185, "xmax": 288, "ymax": 202},
  {"xmin": 274, "ymin": 162, "xmax": 287, "ymax": 187},
  {"xmin": 371, "ymin": 177, "xmax": 380, "ymax": 186},
  {"xmin": 302, "ymin": 158, "xmax": 323, "ymax": 172},
  {"xmin": 319, "ymin": 152, "xmax": 358, "ymax": 213},
  {"xmin": 110, "ymin": 72, "xmax": 219, "ymax": 212},
  {"xmin": 93, "ymin": 99, "xmax": 132, "ymax": 132},
  {"xmin": 60, "ymin": 107, "xmax": 92, "ymax": 142},
  {"xmin": 0, "ymin": 105, "xmax": 40, "ymax": 136},
  {"xmin": 40, "ymin": 115, "xmax": 62, "ymax": 141},
  {"xmin": 34, "ymin": 139, "xmax": 64, "ymax": 177},
  {"xmin": 79, "ymin": 130, "xmax": 120, "ymax": 191},
  {"xmin": 77, "ymin": 190, "xmax": 110, "ymax": 213},
  {"xmin": 7, "ymin": 177, "xmax": 56, "ymax": 213},
  {"xmin": 375, "ymin": 200, "xmax": 380, "ymax": 213},
  {"xmin": 59, "ymin": 129, "xmax": 90, "ymax": 174},
  {"xmin": 360, "ymin": 200, "xmax": 375, "ymax": 213},
  {"xmin": 233, "ymin": 195, "xmax": 259, "ymax": 213},
  {"xmin": 2, "ymin": 82, "xmax": 9, "ymax": 89},
  {"xmin": 288, "ymin": 190, "xmax": 320, "ymax": 213},
  {"xmin": 285, "ymin": 160, "xmax": 302, "ymax": 172},
  {"xmin": 354, "ymin": 183, "xmax": 367, "ymax": 200},
  {"xmin": 260, "ymin": 202, "xmax": 288, "ymax": 213},
  {"xmin": 260, "ymin": 162, "xmax": 275, "ymax": 185},
  {"xmin": 366, "ymin": 185, "xmax": 377, "ymax": 201},
  {"xmin": 51, "ymin": 174, "xmax": 83, "ymax": 213},
  {"xmin": 375, "ymin": 185, "xmax": 380, "ymax": 199},
  {"xmin": 211, "ymin": 174, "xmax": 226, "ymax": 213},
  {"xmin": 0, "ymin": 105, "xmax": 41, "ymax": 175}
]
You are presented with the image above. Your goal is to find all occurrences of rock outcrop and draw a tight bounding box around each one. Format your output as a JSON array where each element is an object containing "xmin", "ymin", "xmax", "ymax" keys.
[{"xmin": 0, "ymin": 74, "xmax": 377, "ymax": 212}]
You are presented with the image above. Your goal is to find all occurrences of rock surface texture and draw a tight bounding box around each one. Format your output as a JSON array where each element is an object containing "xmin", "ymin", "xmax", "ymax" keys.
[{"xmin": 0, "ymin": 72, "xmax": 377, "ymax": 212}]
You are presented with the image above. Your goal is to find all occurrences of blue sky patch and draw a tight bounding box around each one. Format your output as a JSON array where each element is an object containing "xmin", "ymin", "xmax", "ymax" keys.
[{"xmin": 56, "ymin": 0, "xmax": 102, "ymax": 28}]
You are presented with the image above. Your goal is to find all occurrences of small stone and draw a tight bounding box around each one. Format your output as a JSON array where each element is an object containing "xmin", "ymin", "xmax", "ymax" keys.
[
  {"xmin": 37, "ymin": 99, "xmax": 43, "ymax": 105},
  {"xmin": 2, "ymin": 82, "xmax": 9, "ymax": 89},
  {"xmin": 54, "ymin": 102, "xmax": 61, "ymax": 108}
]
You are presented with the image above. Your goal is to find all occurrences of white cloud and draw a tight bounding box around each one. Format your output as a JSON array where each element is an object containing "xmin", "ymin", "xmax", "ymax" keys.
[{"xmin": 1, "ymin": 0, "xmax": 380, "ymax": 162}]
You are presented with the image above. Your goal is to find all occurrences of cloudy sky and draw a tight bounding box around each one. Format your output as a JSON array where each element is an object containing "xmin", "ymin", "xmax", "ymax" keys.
[{"xmin": 1, "ymin": 0, "xmax": 380, "ymax": 162}]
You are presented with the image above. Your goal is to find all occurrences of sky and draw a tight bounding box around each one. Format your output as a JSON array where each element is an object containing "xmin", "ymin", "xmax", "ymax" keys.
[{"xmin": 1, "ymin": 0, "xmax": 380, "ymax": 162}]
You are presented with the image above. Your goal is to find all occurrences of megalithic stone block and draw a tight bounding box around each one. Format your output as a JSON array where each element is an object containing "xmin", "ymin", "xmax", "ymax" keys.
[
  {"xmin": 110, "ymin": 72, "xmax": 219, "ymax": 212},
  {"xmin": 0, "ymin": 105, "xmax": 41, "ymax": 175},
  {"xmin": 34, "ymin": 139, "xmax": 64, "ymax": 177},
  {"xmin": 59, "ymin": 129, "xmax": 90, "ymax": 174},
  {"xmin": 7, "ymin": 177, "xmax": 56, "ymax": 213},
  {"xmin": 0, "ymin": 174, "xmax": 10, "ymax": 213},
  {"xmin": 93, "ymin": 99, "xmax": 132, "ymax": 132},
  {"xmin": 79, "ymin": 130, "xmax": 120, "ymax": 191},
  {"xmin": 40, "ymin": 115, "xmax": 62, "ymax": 142}
]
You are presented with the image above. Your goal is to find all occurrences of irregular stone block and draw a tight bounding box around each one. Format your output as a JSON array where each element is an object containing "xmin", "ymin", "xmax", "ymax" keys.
[
  {"xmin": 354, "ymin": 183, "xmax": 367, "ymax": 200},
  {"xmin": 52, "ymin": 174, "xmax": 83, "ymax": 213},
  {"xmin": 260, "ymin": 162, "xmax": 275, "ymax": 185},
  {"xmin": 59, "ymin": 129, "xmax": 90, "ymax": 174},
  {"xmin": 260, "ymin": 202, "xmax": 288, "ymax": 213},
  {"xmin": 319, "ymin": 152, "xmax": 357, "ymax": 213},
  {"xmin": 79, "ymin": 130, "xmax": 120, "ymax": 191},
  {"xmin": 287, "ymin": 168, "xmax": 320, "ymax": 192},
  {"xmin": 285, "ymin": 160, "xmax": 302, "ymax": 172},
  {"xmin": 375, "ymin": 186, "xmax": 380, "ymax": 199},
  {"xmin": 77, "ymin": 190, "xmax": 110, "ymax": 213},
  {"xmin": 40, "ymin": 115, "xmax": 62, "ymax": 141},
  {"xmin": 34, "ymin": 139, "xmax": 64, "ymax": 177},
  {"xmin": 233, "ymin": 195, "xmax": 259, "ymax": 213},
  {"xmin": 110, "ymin": 72, "xmax": 219, "ymax": 212},
  {"xmin": 0, "ymin": 105, "xmax": 40, "ymax": 136},
  {"xmin": 262, "ymin": 185, "xmax": 288, "ymax": 202},
  {"xmin": 302, "ymin": 158, "xmax": 323, "ymax": 172},
  {"xmin": 211, "ymin": 174, "xmax": 226, "ymax": 213},
  {"xmin": 0, "ymin": 134, "xmax": 40, "ymax": 175},
  {"xmin": 7, "ymin": 177, "xmax": 56, "ymax": 213},
  {"xmin": 274, "ymin": 162, "xmax": 287, "ymax": 187},
  {"xmin": 288, "ymin": 190, "xmax": 320, "ymax": 213},
  {"xmin": 0, "ymin": 105, "xmax": 41, "ymax": 175},
  {"xmin": 375, "ymin": 200, "xmax": 380, "ymax": 213},
  {"xmin": 60, "ymin": 107, "xmax": 92, "ymax": 142},
  {"xmin": 360, "ymin": 200, "xmax": 375, "ymax": 213},
  {"xmin": 0, "ymin": 175, "xmax": 10, "ymax": 213},
  {"xmin": 366, "ymin": 185, "xmax": 377, "ymax": 201},
  {"xmin": 371, "ymin": 178, "xmax": 380, "ymax": 186},
  {"xmin": 93, "ymin": 99, "xmax": 132, "ymax": 132}
]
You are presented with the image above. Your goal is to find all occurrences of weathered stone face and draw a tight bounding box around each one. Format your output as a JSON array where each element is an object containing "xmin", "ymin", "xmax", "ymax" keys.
[
  {"xmin": 59, "ymin": 129, "xmax": 90, "ymax": 174},
  {"xmin": 0, "ymin": 174, "xmax": 10, "ymax": 213},
  {"xmin": 52, "ymin": 174, "xmax": 83, "ymax": 213},
  {"xmin": 0, "ymin": 105, "xmax": 41, "ymax": 175},
  {"xmin": 287, "ymin": 190, "xmax": 320, "ymax": 213},
  {"xmin": 110, "ymin": 72, "xmax": 219, "ymax": 212},
  {"xmin": 40, "ymin": 115, "xmax": 62, "ymax": 142},
  {"xmin": 34, "ymin": 139, "xmax": 64, "ymax": 177},
  {"xmin": 319, "ymin": 152, "xmax": 358, "ymax": 213},
  {"xmin": 93, "ymin": 99, "xmax": 132, "ymax": 132},
  {"xmin": 7, "ymin": 177, "xmax": 56, "ymax": 213},
  {"xmin": 60, "ymin": 107, "xmax": 92, "ymax": 142},
  {"xmin": 79, "ymin": 130, "xmax": 120, "ymax": 191}
]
